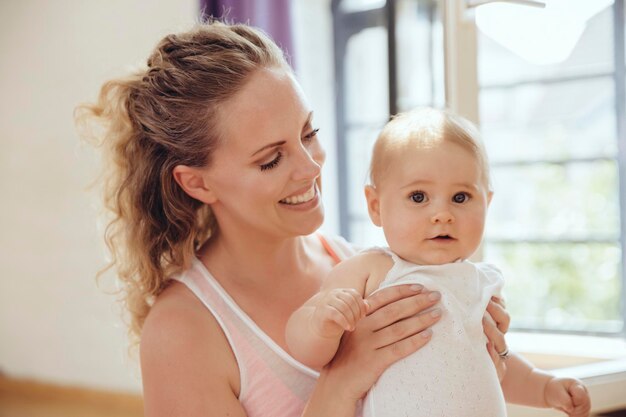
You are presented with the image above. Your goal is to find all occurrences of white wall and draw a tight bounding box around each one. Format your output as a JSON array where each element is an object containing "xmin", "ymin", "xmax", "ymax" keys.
[{"xmin": 0, "ymin": 0, "xmax": 198, "ymax": 393}]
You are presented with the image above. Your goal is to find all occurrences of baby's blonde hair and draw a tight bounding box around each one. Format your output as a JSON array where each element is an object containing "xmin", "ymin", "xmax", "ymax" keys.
[{"xmin": 369, "ymin": 107, "xmax": 491, "ymax": 189}]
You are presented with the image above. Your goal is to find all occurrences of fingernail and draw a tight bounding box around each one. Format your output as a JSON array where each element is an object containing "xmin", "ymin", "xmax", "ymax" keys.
[
  {"xmin": 428, "ymin": 291, "xmax": 441, "ymax": 301},
  {"xmin": 410, "ymin": 284, "xmax": 423, "ymax": 291},
  {"xmin": 421, "ymin": 328, "xmax": 433, "ymax": 338},
  {"xmin": 430, "ymin": 308, "xmax": 442, "ymax": 318}
]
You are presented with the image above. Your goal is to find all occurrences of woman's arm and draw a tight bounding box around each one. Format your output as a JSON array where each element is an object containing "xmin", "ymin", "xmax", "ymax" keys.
[
  {"xmin": 141, "ymin": 283, "xmax": 247, "ymax": 417},
  {"xmin": 303, "ymin": 284, "xmax": 442, "ymax": 416}
]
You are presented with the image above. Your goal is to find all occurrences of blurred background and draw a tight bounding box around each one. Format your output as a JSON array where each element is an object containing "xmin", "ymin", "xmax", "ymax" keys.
[{"xmin": 1, "ymin": 0, "xmax": 625, "ymax": 416}]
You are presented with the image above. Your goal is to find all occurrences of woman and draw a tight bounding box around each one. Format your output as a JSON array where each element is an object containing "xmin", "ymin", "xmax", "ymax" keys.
[{"xmin": 78, "ymin": 21, "xmax": 509, "ymax": 416}]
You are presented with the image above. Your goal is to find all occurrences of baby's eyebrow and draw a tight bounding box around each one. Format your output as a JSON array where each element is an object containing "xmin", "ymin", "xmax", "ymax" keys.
[
  {"xmin": 452, "ymin": 183, "xmax": 480, "ymax": 191},
  {"xmin": 400, "ymin": 180, "xmax": 433, "ymax": 189}
]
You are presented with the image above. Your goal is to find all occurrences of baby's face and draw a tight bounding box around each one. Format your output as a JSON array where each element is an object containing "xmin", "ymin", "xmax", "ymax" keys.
[{"xmin": 366, "ymin": 140, "xmax": 492, "ymax": 265}]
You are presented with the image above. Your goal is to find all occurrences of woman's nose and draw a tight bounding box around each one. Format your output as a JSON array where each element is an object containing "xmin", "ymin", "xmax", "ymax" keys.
[{"xmin": 291, "ymin": 145, "xmax": 322, "ymax": 181}]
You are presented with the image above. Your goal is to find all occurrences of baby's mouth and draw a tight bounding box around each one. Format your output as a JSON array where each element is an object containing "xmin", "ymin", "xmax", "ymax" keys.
[{"xmin": 431, "ymin": 234, "xmax": 455, "ymax": 241}]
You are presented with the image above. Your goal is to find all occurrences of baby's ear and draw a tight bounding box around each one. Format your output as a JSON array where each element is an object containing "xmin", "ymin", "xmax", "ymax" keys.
[
  {"xmin": 487, "ymin": 190, "xmax": 494, "ymax": 206},
  {"xmin": 364, "ymin": 185, "xmax": 382, "ymax": 227}
]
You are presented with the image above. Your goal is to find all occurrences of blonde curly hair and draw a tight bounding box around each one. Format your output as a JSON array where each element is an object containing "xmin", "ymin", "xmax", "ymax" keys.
[{"xmin": 76, "ymin": 21, "xmax": 288, "ymax": 343}]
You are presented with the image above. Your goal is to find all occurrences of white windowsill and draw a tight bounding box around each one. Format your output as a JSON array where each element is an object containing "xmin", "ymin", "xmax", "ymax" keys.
[{"xmin": 506, "ymin": 332, "xmax": 626, "ymax": 416}]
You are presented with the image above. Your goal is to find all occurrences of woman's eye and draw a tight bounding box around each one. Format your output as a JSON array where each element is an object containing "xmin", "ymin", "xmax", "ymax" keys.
[
  {"xmin": 302, "ymin": 128, "xmax": 319, "ymax": 144},
  {"xmin": 453, "ymin": 192, "xmax": 470, "ymax": 203},
  {"xmin": 260, "ymin": 152, "xmax": 282, "ymax": 171},
  {"xmin": 410, "ymin": 191, "xmax": 427, "ymax": 203}
]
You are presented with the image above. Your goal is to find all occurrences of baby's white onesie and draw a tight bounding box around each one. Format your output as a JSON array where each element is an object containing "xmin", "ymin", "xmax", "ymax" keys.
[{"xmin": 363, "ymin": 249, "xmax": 507, "ymax": 417}]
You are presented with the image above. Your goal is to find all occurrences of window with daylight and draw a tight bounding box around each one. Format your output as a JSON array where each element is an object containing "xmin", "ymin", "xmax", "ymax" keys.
[
  {"xmin": 331, "ymin": 0, "xmax": 626, "ymax": 336},
  {"xmin": 477, "ymin": 0, "xmax": 625, "ymax": 334}
]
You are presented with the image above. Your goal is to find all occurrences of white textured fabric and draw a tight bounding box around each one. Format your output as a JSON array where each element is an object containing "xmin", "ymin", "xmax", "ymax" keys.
[
  {"xmin": 172, "ymin": 234, "xmax": 356, "ymax": 417},
  {"xmin": 363, "ymin": 249, "xmax": 506, "ymax": 417}
]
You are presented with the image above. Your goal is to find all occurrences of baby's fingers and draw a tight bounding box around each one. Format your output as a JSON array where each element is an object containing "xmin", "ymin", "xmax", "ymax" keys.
[
  {"xmin": 325, "ymin": 289, "xmax": 367, "ymax": 330},
  {"xmin": 324, "ymin": 297, "xmax": 358, "ymax": 330},
  {"xmin": 546, "ymin": 381, "xmax": 574, "ymax": 414},
  {"xmin": 337, "ymin": 288, "xmax": 368, "ymax": 320},
  {"xmin": 569, "ymin": 384, "xmax": 591, "ymax": 417}
]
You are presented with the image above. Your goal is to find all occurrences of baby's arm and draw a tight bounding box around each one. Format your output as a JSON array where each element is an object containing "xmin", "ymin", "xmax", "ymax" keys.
[
  {"xmin": 502, "ymin": 353, "xmax": 591, "ymax": 416},
  {"xmin": 286, "ymin": 254, "xmax": 373, "ymax": 370}
]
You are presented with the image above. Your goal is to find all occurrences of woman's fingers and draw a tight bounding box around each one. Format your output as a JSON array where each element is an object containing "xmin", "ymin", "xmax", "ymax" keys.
[
  {"xmin": 324, "ymin": 285, "xmax": 441, "ymax": 400},
  {"xmin": 486, "ymin": 298, "xmax": 510, "ymax": 333},
  {"xmin": 365, "ymin": 284, "xmax": 424, "ymax": 313},
  {"xmin": 486, "ymin": 341, "xmax": 507, "ymax": 381},
  {"xmin": 483, "ymin": 312, "xmax": 507, "ymax": 355},
  {"xmin": 379, "ymin": 328, "xmax": 433, "ymax": 362},
  {"xmin": 365, "ymin": 286, "xmax": 440, "ymax": 332},
  {"xmin": 373, "ymin": 307, "xmax": 441, "ymax": 349}
]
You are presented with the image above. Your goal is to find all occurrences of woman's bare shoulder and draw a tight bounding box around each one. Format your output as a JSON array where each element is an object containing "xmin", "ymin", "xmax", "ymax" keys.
[
  {"xmin": 140, "ymin": 281, "xmax": 245, "ymax": 416},
  {"xmin": 141, "ymin": 281, "xmax": 217, "ymax": 349}
]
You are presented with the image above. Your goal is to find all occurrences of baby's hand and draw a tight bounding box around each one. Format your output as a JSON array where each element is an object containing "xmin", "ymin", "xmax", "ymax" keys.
[
  {"xmin": 311, "ymin": 288, "xmax": 368, "ymax": 339},
  {"xmin": 545, "ymin": 377, "xmax": 591, "ymax": 417}
]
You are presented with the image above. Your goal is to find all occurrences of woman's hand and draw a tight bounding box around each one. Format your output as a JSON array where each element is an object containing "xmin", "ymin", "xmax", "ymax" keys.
[
  {"xmin": 483, "ymin": 296, "xmax": 511, "ymax": 381},
  {"xmin": 322, "ymin": 284, "xmax": 442, "ymax": 402}
]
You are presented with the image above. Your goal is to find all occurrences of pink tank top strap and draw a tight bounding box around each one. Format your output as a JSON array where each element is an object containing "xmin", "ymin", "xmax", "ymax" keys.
[{"xmin": 172, "ymin": 234, "xmax": 356, "ymax": 417}]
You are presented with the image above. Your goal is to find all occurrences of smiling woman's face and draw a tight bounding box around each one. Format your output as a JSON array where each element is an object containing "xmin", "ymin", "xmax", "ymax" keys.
[{"xmin": 200, "ymin": 66, "xmax": 326, "ymax": 240}]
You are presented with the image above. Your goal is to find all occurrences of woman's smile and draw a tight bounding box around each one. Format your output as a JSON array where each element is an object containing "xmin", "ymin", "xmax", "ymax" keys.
[{"xmin": 279, "ymin": 184, "xmax": 320, "ymax": 211}]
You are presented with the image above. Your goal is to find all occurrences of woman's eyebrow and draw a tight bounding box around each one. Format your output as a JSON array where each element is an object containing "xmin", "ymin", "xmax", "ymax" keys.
[
  {"xmin": 251, "ymin": 140, "xmax": 286, "ymax": 157},
  {"xmin": 302, "ymin": 111, "xmax": 314, "ymax": 129},
  {"xmin": 251, "ymin": 112, "xmax": 314, "ymax": 157}
]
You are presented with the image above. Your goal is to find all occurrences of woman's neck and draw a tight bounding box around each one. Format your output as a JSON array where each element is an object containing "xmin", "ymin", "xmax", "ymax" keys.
[{"xmin": 198, "ymin": 230, "xmax": 315, "ymax": 288}]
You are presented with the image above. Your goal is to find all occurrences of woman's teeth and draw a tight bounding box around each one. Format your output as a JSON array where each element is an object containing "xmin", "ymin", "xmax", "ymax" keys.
[{"xmin": 280, "ymin": 187, "xmax": 316, "ymax": 205}]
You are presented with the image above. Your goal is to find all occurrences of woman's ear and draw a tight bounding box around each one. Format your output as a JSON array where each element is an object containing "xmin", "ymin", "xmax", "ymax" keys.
[
  {"xmin": 172, "ymin": 165, "xmax": 217, "ymax": 204},
  {"xmin": 364, "ymin": 185, "xmax": 382, "ymax": 227}
]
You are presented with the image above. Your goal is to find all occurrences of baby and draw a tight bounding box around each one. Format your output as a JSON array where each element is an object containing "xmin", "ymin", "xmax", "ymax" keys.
[{"xmin": 286, "ymin": 108, "xmax": 591, "ymax": 417}]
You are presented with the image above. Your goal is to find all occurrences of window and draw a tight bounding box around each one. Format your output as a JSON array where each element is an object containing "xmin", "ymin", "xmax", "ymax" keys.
[
  {"xmin": 331, "ymin": 0, "xmax": 445, "ymax": 243},
  {"xmin": 478, "ymin": 1, "xmax": 625, "ymax": 334},
  {"xmin": 332, "ymin": 0, "xmax": 626, "ymax": 336}
]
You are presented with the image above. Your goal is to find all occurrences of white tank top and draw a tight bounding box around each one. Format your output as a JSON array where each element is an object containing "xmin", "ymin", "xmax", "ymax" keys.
[
  {"xmin": 172, "ymin": 234, "xmax": 355, "ymax": 417},
  {"xmin": 363, "ymin": 249, "xmax": 507, "ymax": 417}
]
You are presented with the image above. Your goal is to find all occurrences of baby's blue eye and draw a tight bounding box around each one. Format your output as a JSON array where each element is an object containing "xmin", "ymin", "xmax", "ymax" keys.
[
  {"xmin": 410, "ymin": 192, "xmax": 427, "ymax": 203},
  {"xmin": 453, "ymin": 192, "xmax": 470, "ymax": 203}
]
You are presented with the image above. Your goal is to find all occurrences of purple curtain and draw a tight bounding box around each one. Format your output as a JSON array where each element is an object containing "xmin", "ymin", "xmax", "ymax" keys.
[{"xmin": 200, "ymin": 0, "xmax": 294, "ymax": 66}]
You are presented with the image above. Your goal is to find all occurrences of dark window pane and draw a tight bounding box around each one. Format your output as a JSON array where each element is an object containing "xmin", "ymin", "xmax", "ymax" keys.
[
  {"xmin": 396, "ymin": 0, "xmax": 445, "ymax": 110},
  {"xmin": 344, "ymin": 127, "xmax": 381, "ymax": 222}
]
